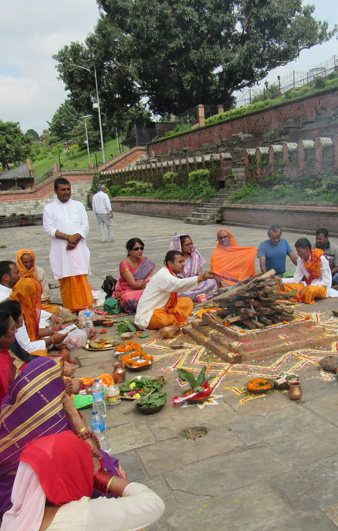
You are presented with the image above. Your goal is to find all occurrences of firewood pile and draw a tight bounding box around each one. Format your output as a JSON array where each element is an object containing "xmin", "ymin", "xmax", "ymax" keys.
[{"xmin": 206, "ymin": 270, "xmax": 294, "ymax": 329}]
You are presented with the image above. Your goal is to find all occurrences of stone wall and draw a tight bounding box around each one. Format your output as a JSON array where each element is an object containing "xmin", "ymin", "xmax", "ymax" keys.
[
  {"xmin": 221, "ymin": 203, "xmax": 338, "ymax": 237},
  {"xmin": 149, "ymin": 88, "xmax": 338, "ymax": 157},
  {"xmin": 110, "ymin": 197, "xmax": 201, "ymax": 219},
  {"xmin": 0, "ymin": 173, "xmax": 93, "ymax": 216}
]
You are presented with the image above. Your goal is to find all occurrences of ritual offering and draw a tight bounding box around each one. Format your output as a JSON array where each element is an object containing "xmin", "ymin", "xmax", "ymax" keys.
[
  {"xmin": 117, "ymin": 341, "xmax": 153, "ymax": 371},
  {"xmin": 113, "ymin": 361, "xmax": 126, "ymax": 384},
  {"xmin": 120, "ymin": 376, "xmax": 166, "ymax": 400},
  {"xmin": 159, "ymin": 326, "xmax": 180, "ymax": 339},
  {"xmin": 173, "ymin": 366, "xmax": 213, "ymax": 406},
  {"xmin": 135, "ymin": 392, "xmax": 167, "ymax": 414},
  {"xmin": 84, "ymin": 338, "xmax": 116, "ymax": 351},
  {"xmin": 247, "ymin": 377, "xmax": 274, "ymax": 394}
]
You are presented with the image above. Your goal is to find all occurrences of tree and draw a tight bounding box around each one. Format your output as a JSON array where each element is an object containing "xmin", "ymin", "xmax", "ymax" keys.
[
  {"xmin": 0, "ymin": 121, "xmax": 31, "ymax": 171},
  {"xmin": 70, "ymin": 117, "xmax": 100, "ymax": 150},
  {"xmin": 26, "ymin": 129, "xmax": 40, "ymax": 141},
  {"xmin": 54, "ymin": 0, "xmax": 336, "ymax": 117},
  {"xmin": 47, "ymin": 100, "xmax": 81, "ymax": 142}
]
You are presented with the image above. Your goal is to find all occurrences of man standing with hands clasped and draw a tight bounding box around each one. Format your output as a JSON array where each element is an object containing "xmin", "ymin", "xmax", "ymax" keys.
[
  {"xmin": 92, "ymin": 184, "xmax": 114, "ymax": 243},
  {"xmin": 43, "ymin": 177, "xmax": 94, "ymax": 312}
]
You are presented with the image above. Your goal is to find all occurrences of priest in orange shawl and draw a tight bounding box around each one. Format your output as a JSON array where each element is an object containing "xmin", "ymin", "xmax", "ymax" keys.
[
  {"xmin": 135, "ymin": 251, "xmax": 214, "ymax": 329},
  {"xmin": 211, "ymin": 229, "xmax": 257, "ymax": 286},
  {"xmin": 277, "ymin": 237, "xmax": 338, "ymax": 304}
]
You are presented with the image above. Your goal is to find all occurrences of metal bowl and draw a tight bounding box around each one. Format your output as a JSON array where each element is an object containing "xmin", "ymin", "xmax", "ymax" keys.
[{"xmin": 159, "ymin": 326, "xmax": 180, "ymax": 339}]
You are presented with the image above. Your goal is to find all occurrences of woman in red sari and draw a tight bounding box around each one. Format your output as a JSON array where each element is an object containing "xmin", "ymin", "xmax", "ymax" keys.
[{"xmin": 113, "ymin": 238, "xmax": 156, "ymax": 313}]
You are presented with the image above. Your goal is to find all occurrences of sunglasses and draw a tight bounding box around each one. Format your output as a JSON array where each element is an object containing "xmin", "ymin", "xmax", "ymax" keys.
[{"xmin": 132, "ymin": 247, "xmax": 144, "ymax": 251}]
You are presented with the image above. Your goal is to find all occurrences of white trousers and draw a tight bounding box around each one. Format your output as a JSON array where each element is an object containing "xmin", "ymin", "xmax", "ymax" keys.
[{"xmin": 96, "ymin": 213, "xmax": 114, "ymax": 242}]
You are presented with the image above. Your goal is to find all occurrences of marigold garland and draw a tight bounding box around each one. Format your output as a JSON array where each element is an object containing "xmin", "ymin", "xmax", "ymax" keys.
[
  {"xmin": 247, "ymin": 378, "xmax": 273, "ymax": 391},
  {"xmin": 118, "ymin": 341, "xmax": 153, "ymax": 367}
]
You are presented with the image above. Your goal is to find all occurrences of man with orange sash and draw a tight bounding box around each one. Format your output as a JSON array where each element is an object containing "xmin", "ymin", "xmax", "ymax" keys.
[
  {"xmin": 43, "ymin": 178, "xmax": 94, "ymax": 312},
  {"xmin": 277, "ymin": 238, "xmax": 338, "ymax": 304},
  {"xmin": 211, "ymin": 229, "xmax": 257, "ymax": 286},
  {"xmin": 135, "ymin": 251, "xmax": 214, "ymax": 330}
]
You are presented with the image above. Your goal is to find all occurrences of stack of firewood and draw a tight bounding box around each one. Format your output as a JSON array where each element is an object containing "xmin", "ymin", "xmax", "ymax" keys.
[{"xmin": 206, "ymin": 270, "xmax": 294, "ymax": 329}]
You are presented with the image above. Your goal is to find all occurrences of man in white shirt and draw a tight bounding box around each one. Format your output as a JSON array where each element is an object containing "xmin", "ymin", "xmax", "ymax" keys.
[
  {"xmin": 92, "ymin": 184, "xmax": 114, "ymax": 243},
  {"xmin": 43, "ymin": 178, "xmax": 94, "ymax": 312},
  {"xmin": 0, "ymin": 261, "xmax": 21, "ymax": 302},
  {"xmin": 135, "ymin": 250, "xmax": 214, "ymax": 329}
]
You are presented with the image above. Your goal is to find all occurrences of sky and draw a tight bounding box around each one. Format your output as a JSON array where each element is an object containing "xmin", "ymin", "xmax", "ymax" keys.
[{"xmin": 0, "ymin": 0, "xmax": 337, "ymax": 135}]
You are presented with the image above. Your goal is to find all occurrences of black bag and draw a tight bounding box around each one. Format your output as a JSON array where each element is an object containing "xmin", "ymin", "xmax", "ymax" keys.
[{"xmin": 101, "ymin": 275, "xmax": 117, "ymax": 299}]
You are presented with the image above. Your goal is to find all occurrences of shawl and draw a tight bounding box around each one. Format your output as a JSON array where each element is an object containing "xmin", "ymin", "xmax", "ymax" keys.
[
  {"xmin": 1, "ymin": 431, "xmax": 93, "ymax": 531},
  {"xmin": 16, "ymin": 249, "xmax": 38, "ymax": 280},
  {"xmin": 170, "ymin": 234, "xmax": 206, "ymax": 277},
  {"xmin": 10, "ymin": 276, "xmax": 42, "ymax": 341},
  {"xmin": 0, "ymin": 357, "xmax": 70, "ymax": 519},
  {"xmin": 304, "ymin": 248, "xmax": 326, "ymax": 285},
  {"xmin": 211, "ymin": 228, "xmax": 257, "ymax": 285}
]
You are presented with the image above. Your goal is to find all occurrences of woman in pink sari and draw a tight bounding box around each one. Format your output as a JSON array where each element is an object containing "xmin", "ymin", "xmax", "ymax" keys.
[
  {"xmin": 170, "ymin": 234, "xmax": 218, "ymax": 301},
  {"xmin": 113, "ymin": 238, "xmax": 157, "ymax": 313}
]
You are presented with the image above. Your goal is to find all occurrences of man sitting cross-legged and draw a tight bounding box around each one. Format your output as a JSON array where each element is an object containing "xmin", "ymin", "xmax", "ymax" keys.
[{"xmin": 135, "ymin": 250, "xmax": 214, "ymax": 330}]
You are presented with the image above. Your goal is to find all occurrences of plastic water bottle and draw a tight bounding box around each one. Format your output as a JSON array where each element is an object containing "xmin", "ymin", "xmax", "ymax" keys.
[
  {"xmin": 92, "ymin": 378, "xmax": 107, "ymax": 417},
  {"xmin": 84, "ymin": 306, "xmax": 93, "ymax": 336},
  {"xmin": 91, "ymin": 409, "xmax": 112, "ymax": 454}
]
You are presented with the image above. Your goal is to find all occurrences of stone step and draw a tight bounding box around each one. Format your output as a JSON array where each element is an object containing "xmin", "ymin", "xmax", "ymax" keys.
[
  {"xmin": 183, "ymin": 217, "xmax": 211, "ymax": 224},
  {"xmin": 189, "ymin": 212, "xmax": 211, "ymax": 219},
  {"xmin": 198, "ymin": 207, "xmax": 221, "ymax": 213}
]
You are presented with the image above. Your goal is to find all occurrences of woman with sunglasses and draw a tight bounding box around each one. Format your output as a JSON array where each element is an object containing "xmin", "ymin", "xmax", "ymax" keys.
[
  {"xmin": 113, "ymin": 238, "xmax": 157, "ymax": 313},
  {"xmin": 170, "ymin": 234, "xmax": 218, "ymax": 301}
]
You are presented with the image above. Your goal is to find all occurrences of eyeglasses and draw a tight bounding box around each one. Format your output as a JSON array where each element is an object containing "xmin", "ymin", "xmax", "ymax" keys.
[{"xmin": 132, "ymin": 247, "xmax": 143, "ymax": 251}]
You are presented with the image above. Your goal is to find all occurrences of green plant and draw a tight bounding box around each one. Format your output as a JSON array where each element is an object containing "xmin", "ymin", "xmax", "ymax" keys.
[
  {"xmin": 315, "ymin": 77, "xmax": 326, "ymax": 89},
  {"xmin": 188, "ymin": 169, "xmax": 211, "ymax": 193},
  {"xmin": 162, "ymin": 171, "xmax": 179, "ymax": 192},
  {"xmin": 138, "ymin": 392, "xmax": 167, "ymax": 408},
  {"xmin": 109, "ymin": 184, "xmax": 123, "ymax": 196},
  {"xmin": 177, "ymin": 366, "xmax": 212, "ymax": 393},
  {"xmin": 90, "ymin": 171, "xmax": 101, "ymax": 193},
  {"xmin": 117, "ymin": 320, "xmax": 137, "ymax": 335}
]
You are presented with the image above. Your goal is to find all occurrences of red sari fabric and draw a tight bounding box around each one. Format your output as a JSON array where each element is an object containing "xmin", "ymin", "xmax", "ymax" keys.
[
  {"xmin": 20, "ymin": 430, "xmax": 94, "ymax": 505},
  {"xmin": 0, "ymin": 349, "xmax": 16, "ymax": 405}
]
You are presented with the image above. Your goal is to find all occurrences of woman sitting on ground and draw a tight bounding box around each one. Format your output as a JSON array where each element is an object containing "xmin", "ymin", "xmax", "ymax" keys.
[
  {"xmin": 0, "ymin": 357, "xmax": 164, "ymax": 529},
  {"xmin": 113, "ymin": 238, "xmax": 156, "ymax": 313},
  {"xmin": 277, "ymin": 237, "xmax": 338, "ymax": 304},
  {"xmin": 170, "ymin": 234, "xmax": 218, "ymax": 301},
  {"xmin": 10, "ymin": 272, "xmax": 69, "ymax": 358}
]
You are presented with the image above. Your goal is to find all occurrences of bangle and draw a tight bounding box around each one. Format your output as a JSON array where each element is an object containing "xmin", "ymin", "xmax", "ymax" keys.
[
  {"xmin": 106, "ymin": 475, "xmax": 115, "ymax": 494},
  {"xmin": 93, "ymin": 468, "xmax": 114, "ymax": 494},
  {"xmin": 49, "ymin": 326, "xmax": 53, "ymax": 335},
  {"xmin": 78, "ymin": 427, "xmax": 87, "ymax": 434},
  {"xmin": 50, "ymin": 336, "xmax": 54, "ymax": 345}
]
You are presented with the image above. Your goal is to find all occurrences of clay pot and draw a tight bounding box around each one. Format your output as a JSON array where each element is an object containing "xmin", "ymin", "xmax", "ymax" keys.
[{"xmin": 288, "ymin": 381, "xmax": 302, "ymax": 400}]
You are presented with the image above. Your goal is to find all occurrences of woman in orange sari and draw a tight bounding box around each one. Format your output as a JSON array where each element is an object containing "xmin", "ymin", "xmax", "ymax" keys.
[
  {"xmin": 211, "ymin": 229, "xmax": 257, "ymax": 286},
  {"xmin": 277, "ymin": 238, "xmax": 338, "ymax": 304},
  {"xmin": 16, "ymin": 249, "xmax": 59, "ymax": 315}
]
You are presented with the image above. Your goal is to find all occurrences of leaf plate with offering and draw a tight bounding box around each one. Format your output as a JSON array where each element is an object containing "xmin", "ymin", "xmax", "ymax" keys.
[
  {"xmin": 84, "ymin": 339, "xmax": 116, "ymax": 351},
  {"xmin": 120, "ymin": 376, "xmax": 165, "ymax": 400},
  {"xmin": 135, "ymin": 392, "xmax": 167, "ymax": 414},
  {"xmin": 247, "ymin": 377, "xmax": 275, "ymax": 394}
]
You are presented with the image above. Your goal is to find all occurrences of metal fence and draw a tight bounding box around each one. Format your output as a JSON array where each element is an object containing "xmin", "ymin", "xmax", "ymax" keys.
[{"xmin": 235, "ymin": 55, "xmax": 338, "ymax": 108}]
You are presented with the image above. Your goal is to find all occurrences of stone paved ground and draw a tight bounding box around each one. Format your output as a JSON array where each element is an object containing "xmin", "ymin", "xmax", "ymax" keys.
[{"xmin": 2, "ymin": 212, "xmax": 338, "ymax": 530}]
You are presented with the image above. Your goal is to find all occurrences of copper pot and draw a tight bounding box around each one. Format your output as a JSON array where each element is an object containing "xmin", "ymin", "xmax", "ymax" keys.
[
  {"xmin": 113, "ymin": 362, "xmax": 126, "ymax": 384},
  {"xmin": 288, "ymin": 381, "xmax": 302, "ymax": 400}
]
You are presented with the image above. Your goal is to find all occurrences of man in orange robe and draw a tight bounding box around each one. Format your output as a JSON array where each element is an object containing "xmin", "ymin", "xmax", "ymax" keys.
[{"xmin": 211, "ymin": 229, "xmax": 257, "ymax": 286}]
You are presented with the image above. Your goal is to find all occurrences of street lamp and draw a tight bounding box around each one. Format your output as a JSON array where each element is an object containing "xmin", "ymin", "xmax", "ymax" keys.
[
  {"xmin": 80, "ymin": 115, "xmax": 91, "ymax": 167},
  {"xmin": 71, "ymin": 62, "xmax": 105, "ymax": 163}
]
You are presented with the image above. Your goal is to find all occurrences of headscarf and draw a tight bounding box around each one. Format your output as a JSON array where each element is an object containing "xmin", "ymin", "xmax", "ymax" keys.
[
  {"xmin": 304, "ymin": 248, "xmax": 326, "ymax": 285},
  {"xmin": 10, "ymin": 254, "xmax": 42, "ymax": 340},
  {"xmin": 16, "ymin": 249, "xmax": 38, "ymax": 280},
  {"xmin": 1, "ymin": 431, "xmax": 94, "ymax": 531},
  {"xmin": 170, "ymin": 234, "xmax": 206, "ymax": 277},
  {"xmin": 211, "ymin": 228, "xmax": 257, "ymax": 285}
]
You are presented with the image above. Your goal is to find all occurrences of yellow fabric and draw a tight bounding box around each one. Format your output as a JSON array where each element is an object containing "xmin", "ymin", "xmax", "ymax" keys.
[
  {"xmin": 148, "ymin": 297, "xmax": 193, "ymax": 329},
  {"xmin": 277, "ymin": 282, "xmax": 327, "ymax": 304},
  {"xmin": 59, "ymin": 275, "xmax": 94, "ymax": 312}
]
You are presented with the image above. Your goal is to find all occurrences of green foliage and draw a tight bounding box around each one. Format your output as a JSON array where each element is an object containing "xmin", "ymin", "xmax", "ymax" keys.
[
  {"xmin": 138, "ymin": 392, "xmax": 167, "ymax": 408},
  {"xmin": 91, "ymin": 171, "xmax": 101, "ymax": 193},
  {"xmin": 117, "ymin": 320, "xmax": 137, "ymax": 335},
  {"xmin": 0, "ymin": 121, "xmax": 32, "ymax": 170},
  {"xmin": 47, "ymin": 100, "xmax": 81, "ymax": 142},
  {"xmin": 188, "ymin": 169, "xmax": 211, "ymax": 192},
  {"xmin": 70, "ymin": 117, "xmax": 100, "ymax": 151},
  {"xmin": 165, "ymin": 124, "xmax": 193, "ymax": 138},
  {"xmin": 120, "ymin": 377, "xmax": 164, "ymax": 395},
  {"xmin": 177, "ymin": 366, "xmax": 212, "ymax": 393},
  {"xmin": 26, "ymin": 129, "xmax": 40, "ymax": 141},
  {"xmin": 315, "ymin": 77, "xmax": 326, "ymax": 89},
  {"xmin": 252, "ymin": 84, "xmax": 281, "ymax": 103},
  {"xmin": 54, "ymin": 0, "xmax": 335, "ymax": 119},
  {"xmin": 162, "ymin": 171, "xmax": 179, "ymax": 192},
  {"xmin": 109, "ymin": 184, "xmax": 123, "ymax": 196}
]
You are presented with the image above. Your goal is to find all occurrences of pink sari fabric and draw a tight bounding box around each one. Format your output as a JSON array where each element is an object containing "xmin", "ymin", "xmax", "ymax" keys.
[
  {"xmin": 170, "ymin": 235, "xmax": 218, "ymax": 301},
  {"xmin": 113, "ymin": 256, "xmax": 156, "ymax": 313}
]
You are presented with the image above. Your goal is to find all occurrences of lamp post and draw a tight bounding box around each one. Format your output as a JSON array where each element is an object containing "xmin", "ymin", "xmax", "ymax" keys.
[
  {"xmin": 71, "ymin": 63, "xmax": 106, "ymax": 163},
  {"xmin": 80, "ymin": 115, "xmax": 91, "ymax": 167}
]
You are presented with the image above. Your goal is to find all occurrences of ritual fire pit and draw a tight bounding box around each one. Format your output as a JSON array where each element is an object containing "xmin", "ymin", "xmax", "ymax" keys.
[{"xmin": 183, "ymin": 271, "xmax": 336, "ymax": 363}]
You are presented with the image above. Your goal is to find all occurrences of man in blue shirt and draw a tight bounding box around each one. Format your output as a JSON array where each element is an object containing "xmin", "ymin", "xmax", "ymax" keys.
[{"xmin": 258, "ymin": 225, "xmax": 297, "ymax": 275}]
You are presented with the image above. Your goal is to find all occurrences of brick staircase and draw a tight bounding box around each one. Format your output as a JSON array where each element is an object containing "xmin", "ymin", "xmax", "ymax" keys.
[{"xmin": 184, "ymin": 166, "xmax": 246, "ymax": 224}]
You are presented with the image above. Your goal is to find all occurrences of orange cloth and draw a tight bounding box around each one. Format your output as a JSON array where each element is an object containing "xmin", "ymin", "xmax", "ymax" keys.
[
  {"xmin": 10, "ymin": 277, "xmax": 42, "ymax": 341},
  {"xmin": 211, "ymin": 229, "xmax": 257, "ymax": 285},
  {"xmin": 148, "ymin": 296, "xmax": 193, "ymax": 329},
  {"xmin": 303, "ymin": 248, "xmax": 325, "ymax": 284},
  {"xmin": 59, "ymin": 275, "xmax": 94, "ymax": 312},
  {"xmin": 41, "ymin": 303, "xmax": 59, "ymax": 315},
  {"xmin": 277, "ymin": 282, "xmax": 327, "ymax": 304}
]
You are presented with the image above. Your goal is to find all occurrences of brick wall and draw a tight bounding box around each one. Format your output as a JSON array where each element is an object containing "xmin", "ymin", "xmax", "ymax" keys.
[
  {"xmin": 110, "ymin": 197, "xmax": 201, "ymax": 219},
  {"xmin": 150, "ymin": 88, "xmax": 338, "ymax": 156}
]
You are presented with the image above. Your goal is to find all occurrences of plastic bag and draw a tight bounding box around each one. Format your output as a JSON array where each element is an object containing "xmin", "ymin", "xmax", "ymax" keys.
[{"xmin": 64, "ymin": 328, "xmax": 87, "ymax": 350}]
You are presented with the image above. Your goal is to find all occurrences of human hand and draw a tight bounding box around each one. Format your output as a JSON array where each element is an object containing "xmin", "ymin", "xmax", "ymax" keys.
[
  {"xmin": 50, "ymin": 315, "xmax": 61, "ymax": 325},
  {"xmin": 53, "ymin": 332, "xmax": 68, "ymax": 345},
  {"xmin": 71, "ymin": 379, "xmax": 83, "ymax": 395},
  {"xmin": 68, "ymin": 233, "xmax": 82, "ymax": 245},
  {"xmin": 53, "ymin": 324, "xmax": 66, "ymax": 333},
  {"xmin": 202, "ymin": 271, "xmax": 214, "ymax": 281},
  {"xmin": 63, "ymin": 361, "xmax": 76, "ymax": 377}
]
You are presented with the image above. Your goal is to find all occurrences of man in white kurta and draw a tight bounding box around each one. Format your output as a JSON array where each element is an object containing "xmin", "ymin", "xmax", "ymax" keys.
[
  {"xmin": 135, "ymin": 251, "xmax": 214, "ymax": 329},
  {"xmin": 43, "ymin": 178, "xmax": 94, "ymax": 312},
  {"xmin": 92, "ymin": 184, "xmax": 114, "ymax": 243}
]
